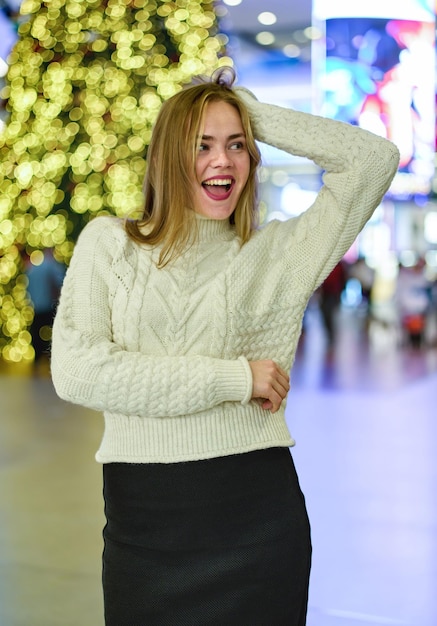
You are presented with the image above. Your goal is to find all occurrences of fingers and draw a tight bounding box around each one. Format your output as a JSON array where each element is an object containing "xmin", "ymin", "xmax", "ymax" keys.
[
  {"xmin": 265, "ymin": 363, "xmax": 290, "ymax": 405},
  {"xmin": 264, "ymin": 379, "xmax": 289, "ymax": 412},
  {"xmin": 265, "ymin": 381, "xmax": 288, "ymax": 412},
  {"xmin": 273, "ymin": 367, "xmax": 290, "ymax": 396},
  {"xmin": 249, "ymin": 360, "xmax": 290, "ymax": 413}
]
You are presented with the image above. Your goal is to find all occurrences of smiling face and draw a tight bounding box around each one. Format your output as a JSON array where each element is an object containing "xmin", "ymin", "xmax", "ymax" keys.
[{"xmin": 192, "ymin": 100, "xmax": 250, "ymax": 220}]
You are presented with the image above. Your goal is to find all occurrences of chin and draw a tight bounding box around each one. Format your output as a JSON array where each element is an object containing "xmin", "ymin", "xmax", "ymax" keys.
[
  {"xmin": 196, "ymin": 205, "xmax": 235, "ymax": 220},
  {"xmin": 210, "ymin": 210, "xmax": 235, "ymax": 220}
]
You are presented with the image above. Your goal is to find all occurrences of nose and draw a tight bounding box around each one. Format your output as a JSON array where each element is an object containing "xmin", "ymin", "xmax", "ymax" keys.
[{"xmin": 210, "ymin": 146, "xmax": 233, "ymax": 168}]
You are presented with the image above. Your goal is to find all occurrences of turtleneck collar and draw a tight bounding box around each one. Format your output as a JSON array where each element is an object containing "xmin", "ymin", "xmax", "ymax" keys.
[{"xmin": 194, "ymin": 213, "xmax": 234, "ymax": 242}]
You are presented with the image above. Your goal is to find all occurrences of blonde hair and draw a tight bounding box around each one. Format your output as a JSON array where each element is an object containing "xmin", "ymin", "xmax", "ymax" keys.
[{"xmin": 125, "ymin": 68, "xmax": 261, "ymax": 267}]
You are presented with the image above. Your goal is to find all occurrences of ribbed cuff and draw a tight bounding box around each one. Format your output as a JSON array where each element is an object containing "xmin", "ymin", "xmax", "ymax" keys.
[
  {"xmin": 213, "ymin": 356, "xmax": 253, "ymax": 405},
  {"xmin": 237, "ymin": 356, "xmax": 253, "ymax": 404}
]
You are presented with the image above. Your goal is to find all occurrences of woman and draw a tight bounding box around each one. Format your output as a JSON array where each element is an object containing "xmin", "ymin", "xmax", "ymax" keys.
[{"xmin": 51, "ymin": 68, "xmax": 399, "ymax": 625}]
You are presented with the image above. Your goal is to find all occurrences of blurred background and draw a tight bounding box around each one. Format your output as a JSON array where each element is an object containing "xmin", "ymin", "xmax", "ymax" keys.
[{"xmin": 0, "ymin": 1, "xmax": 436, "ymax": 625}]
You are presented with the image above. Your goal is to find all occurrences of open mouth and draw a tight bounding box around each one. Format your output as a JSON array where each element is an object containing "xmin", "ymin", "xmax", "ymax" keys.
[{"xmin": 201, "ymin": 177, "xmax": 234, "ymax": 199}]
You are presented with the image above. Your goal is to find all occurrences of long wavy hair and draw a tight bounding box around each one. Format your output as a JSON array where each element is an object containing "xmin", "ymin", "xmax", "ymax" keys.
[{"xmin": 124, "ymin": 67, "xmax": 261, "ymax": 267}]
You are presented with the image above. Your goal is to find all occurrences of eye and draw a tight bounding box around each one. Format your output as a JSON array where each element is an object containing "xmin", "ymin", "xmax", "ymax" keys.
[
  {"xmin": 198, "ymin": 143, "xmax": 209, "ymax": 152},
  {"xmin": 229, "ymin": 141, "xmax": 245, "ymax": 150}
]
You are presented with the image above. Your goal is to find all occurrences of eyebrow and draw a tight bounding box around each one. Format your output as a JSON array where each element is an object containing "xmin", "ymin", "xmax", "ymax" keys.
[{"xmin": 200, "ymin": 133, "xmax": 246, "ymax": 141}]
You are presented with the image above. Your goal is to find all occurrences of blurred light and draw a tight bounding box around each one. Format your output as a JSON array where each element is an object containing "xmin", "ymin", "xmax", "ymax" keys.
[
  {"xmin": 360, "ymin": 222, "xmax": 391, "ymax": 259},
  {"xmin": 283, "ymin": 44, "xmax": 301, "ymax": 58},
  {"xmin": 223, "ymin": 0, "xmax": 242, "ymax": 5},
  {"xmin": 425, "ymin": 250, "xmax": 437, "ymax": 268},
  {"xmin": 281, "ymin": 184, "xmax": 317, "ymax": 217},
  {"xmin": 424, "ymin": 212, "xmax": 437, "ymax": 243},
  {"xmin": 293, "ymin": 30, "xmax": 309, "ymax": 44},
  {"xmin": 0, "ymin": 0, "xmax": 226, "ymax": 362},
  {"xmin": 215, "ymin": 5, "xmax": 228, "ymax": 17},
  {"xmin": 30, "ymin": 250, "xmax": 44, "ymax": 266},
  {"xmin": 342, "ymin": 278, "xmax": 363, "ymax": 307},
  {"xmin": 256, "ymin": 31, "xmax": 275, "ymax": 46},
  {"xmin": 304, "ymin": 26, "xmax": 322, "ymax": 40},
  {"xmin": 271, "ymin": 170, "xmax": 289, "ymax": 187},
  {"xmin": 0, "ymin": 57, "xmax": 8, "ymax": 77},
  {"xmin": 266, "ymin": 210, "xmax": 288, "ymax": 222},
  {"xmin": 257, "ymin": 12, "xmax": 277, "ymax": 26},
  {"xmin": 399, "ymin": 250, "xmax": 418, "ymax": 267}
]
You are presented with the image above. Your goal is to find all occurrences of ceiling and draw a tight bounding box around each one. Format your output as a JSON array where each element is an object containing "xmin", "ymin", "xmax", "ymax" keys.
[
  {"xmin": 216, "ymin": 0, "xmax": 315, "ymax": 103},
  {"xmin": 219, "ymin": 0, "xmax": 313, "ymax": 36},
  {"xmin": 217, "ymin": 0, "xmax": 314, "ymax": 58}
]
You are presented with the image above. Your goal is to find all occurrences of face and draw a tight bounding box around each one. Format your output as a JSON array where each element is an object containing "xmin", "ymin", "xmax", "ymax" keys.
[{"xmin": 192, "ymin": 100, "xmax": 250, "ymax": 220}]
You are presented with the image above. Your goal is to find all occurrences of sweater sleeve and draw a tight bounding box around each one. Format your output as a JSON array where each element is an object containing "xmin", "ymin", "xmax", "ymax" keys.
[
  {"xmin": 236, "ymin": 88, "xmax": 400, "ymax": 291},
  {"xmin": 50, "ymin": 218, "xmax": 253, "ymax": 417}
]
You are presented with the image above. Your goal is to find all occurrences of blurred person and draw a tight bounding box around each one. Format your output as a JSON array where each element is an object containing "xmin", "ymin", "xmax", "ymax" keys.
[
  {"xmin": 50, "ymin": 68, "xmax": 399, "ymax": 625},
  {"xmin": 426, "ymin": 275, "xmax": 437, "ymax": 345},
  {"xmin": 349, "ymin": 256, "xmax": 375, "ymax": 309},
  {"xmin": 24, "ymin": 248, "xmax": 65, "ymax": 369},
  {"xmin": 396, "ymin": 258, "xmax": 431, "ymax": 347},
  {"xmin": 318, "ymin": 260, "xmax": 347, "ymax": 346}
]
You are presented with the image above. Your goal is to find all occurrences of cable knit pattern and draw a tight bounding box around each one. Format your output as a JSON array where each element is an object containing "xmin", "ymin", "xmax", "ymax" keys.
[{"xmin": 51, "ymin": 95, "xmax": 399, "ymax": 463}]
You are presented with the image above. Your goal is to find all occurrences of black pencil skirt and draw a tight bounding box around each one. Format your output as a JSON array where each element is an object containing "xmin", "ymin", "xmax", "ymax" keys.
[{"xmin": 102, "ymin": 447, "xmax": 311, "ymax": 626}]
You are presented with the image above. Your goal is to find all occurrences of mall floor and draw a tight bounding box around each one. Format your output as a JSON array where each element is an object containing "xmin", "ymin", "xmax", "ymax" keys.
[{"xmin": 0, "ymin": 304, "xmax": 436, "ymax": 626}]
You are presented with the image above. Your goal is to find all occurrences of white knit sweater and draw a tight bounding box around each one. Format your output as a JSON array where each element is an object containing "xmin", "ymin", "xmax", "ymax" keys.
[{"xmin": 51, "ymin": 91, "xmax": 399, "ymax": 464}]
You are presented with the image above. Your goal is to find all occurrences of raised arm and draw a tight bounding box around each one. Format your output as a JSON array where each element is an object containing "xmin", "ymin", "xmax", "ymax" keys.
[{"xmin": 236, "ymin": 88, "xmax": 400, "ymax": 290}]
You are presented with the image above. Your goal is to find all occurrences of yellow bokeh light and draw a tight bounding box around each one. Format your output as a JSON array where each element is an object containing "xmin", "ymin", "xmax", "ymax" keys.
[
  {"xmin": 0, "ymin": 0, "xmax": 227, "ymax": 362},
  {"xmin": 30, "ymin": 250, "xmax": 44, "ymax": 266}
]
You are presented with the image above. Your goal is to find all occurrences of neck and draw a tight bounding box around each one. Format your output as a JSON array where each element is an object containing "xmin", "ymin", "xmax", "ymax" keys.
[{"xmin": 193, "ymin": 213, "xmax": 233, "ymax": 242}]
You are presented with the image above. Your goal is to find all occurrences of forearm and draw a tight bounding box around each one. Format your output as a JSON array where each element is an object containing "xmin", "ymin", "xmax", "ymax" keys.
[
  {"xmin": 51, "ymin": 322, "xmax": 253, "ymax": 417},
  {"xmin": 236, "ymin": 87, "xmax": 400, "ymax": 181},
  {"xmin": 236, "ymin": 89, "xmax": 400, "ymax": 290},
  {"xmin": 50, "ymin": 217, "xmax": 253, "ymax": 418}
]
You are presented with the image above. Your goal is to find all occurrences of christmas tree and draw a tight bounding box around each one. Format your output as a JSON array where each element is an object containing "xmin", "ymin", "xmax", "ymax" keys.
[{"xmin": 0, "ymin": 0, "xmax": 230, "ymax": 363}]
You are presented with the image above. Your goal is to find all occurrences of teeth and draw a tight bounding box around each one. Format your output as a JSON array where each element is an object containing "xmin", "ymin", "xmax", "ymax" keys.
[{"xmin": 204, "ymin": 178, "xmax": 233, "ymax": 186}]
